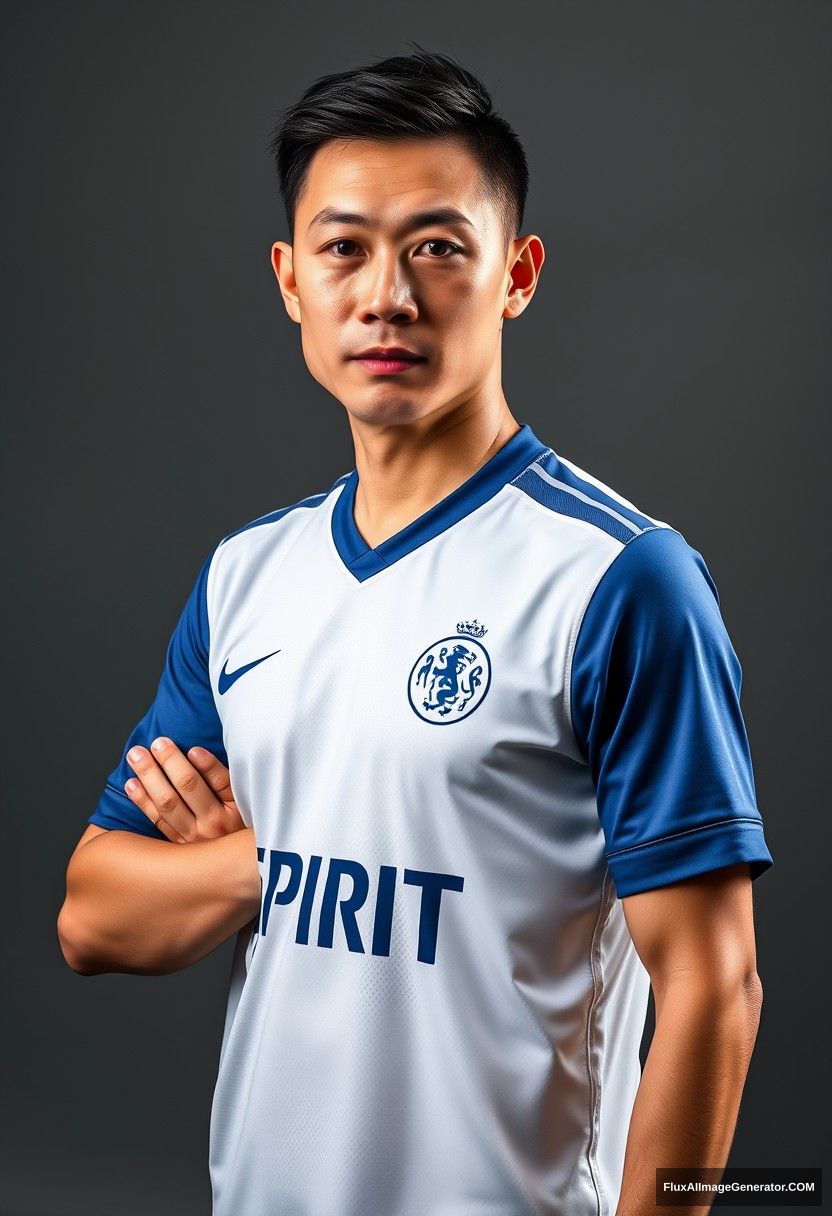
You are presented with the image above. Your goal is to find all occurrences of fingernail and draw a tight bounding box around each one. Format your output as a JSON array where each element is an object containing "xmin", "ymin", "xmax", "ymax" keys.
[
  {"xmin": 151, "ymin": 737, "xmax": 169, "ymax": 753},
  {"xmin": 125, "ymin": 779, "xmax": 138, "ymax": 794},
  {"xmin": 127, "ymin": 748, "xmax": 142, "ymax": 764}
]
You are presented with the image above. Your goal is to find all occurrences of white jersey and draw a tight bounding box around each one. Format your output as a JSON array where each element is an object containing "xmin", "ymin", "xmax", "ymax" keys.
[{"xmin": 89, "ymin": 422, "xmax": 773, "ymax": 1215}]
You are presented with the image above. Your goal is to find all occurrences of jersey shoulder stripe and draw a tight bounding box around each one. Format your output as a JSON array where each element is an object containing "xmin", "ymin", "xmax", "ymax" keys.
[
  {"xmin": 218, "ymin": 471, "xmax": 351, "ymax": 547},
  {"xmin": 511, "ymin": 447, "xmax": 671, "ymax": 543}
]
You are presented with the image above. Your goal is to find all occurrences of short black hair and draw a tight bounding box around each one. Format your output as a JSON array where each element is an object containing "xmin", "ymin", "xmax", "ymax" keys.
[{"xmin": 267, "ymin": 44, "xmax": 529, "ymax": 250}]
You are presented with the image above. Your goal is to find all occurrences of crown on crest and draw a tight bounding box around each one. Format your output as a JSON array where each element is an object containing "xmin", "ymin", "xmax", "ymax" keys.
[{"xmin": 457, "ymin": 619, "xmax": 487, "ymax": 638}]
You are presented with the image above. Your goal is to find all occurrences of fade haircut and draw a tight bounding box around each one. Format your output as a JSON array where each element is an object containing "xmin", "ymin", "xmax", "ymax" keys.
[{"xmin": 267, "ymin": 44, "xmax": 530, "ymax": 251}]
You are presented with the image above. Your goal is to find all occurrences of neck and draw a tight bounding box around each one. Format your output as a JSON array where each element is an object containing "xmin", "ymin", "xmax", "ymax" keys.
[{"xmin": 347, "ymin": 391, "xmax": 520, "ymax": 550}]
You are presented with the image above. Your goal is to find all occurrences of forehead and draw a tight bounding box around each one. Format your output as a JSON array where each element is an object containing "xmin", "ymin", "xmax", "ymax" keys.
[{"xmin": 296, "ymin": 136, "xmax": 496, "ymax": 231}]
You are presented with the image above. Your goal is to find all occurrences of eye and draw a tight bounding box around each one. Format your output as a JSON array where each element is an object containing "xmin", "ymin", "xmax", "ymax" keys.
[
  {"xmin": 324, "ymin": 237, "xmax": 463, "ymax": 259},
  {"xmin": 326, "ymin": 239, "xmax": 362, "ymax": 257},
  {"xmin": 420, "ymin": 239, "xmax": 462, "ymax": 258}
]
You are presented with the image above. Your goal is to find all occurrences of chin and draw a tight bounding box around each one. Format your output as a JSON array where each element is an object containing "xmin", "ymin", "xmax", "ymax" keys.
[{"xmin": 340, "ymin": 391, "xmax": 432, "ymax": 428}]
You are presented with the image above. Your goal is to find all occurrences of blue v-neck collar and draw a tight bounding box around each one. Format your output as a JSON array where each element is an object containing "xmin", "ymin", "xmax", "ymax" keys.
[{"xmin": 331, "ymin": 422, "xmax": 549, "ymax": 582}]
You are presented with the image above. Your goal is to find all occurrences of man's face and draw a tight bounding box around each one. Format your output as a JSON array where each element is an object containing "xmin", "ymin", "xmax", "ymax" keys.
[{"xmin": 272, "ymin": 135, "xmax": 535, "ymax": 428}]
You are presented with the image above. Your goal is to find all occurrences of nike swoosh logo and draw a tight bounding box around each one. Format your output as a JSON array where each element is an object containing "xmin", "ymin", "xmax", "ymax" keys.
[{"xmin": 218, "ymin": 649, "xmax": 281, "ymax": 695}]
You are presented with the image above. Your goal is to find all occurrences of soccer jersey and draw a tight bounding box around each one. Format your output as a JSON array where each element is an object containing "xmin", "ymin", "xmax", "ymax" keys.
[{"xmin": 88, "ymin": 421, "xmax": 773, "ymax": 1216}]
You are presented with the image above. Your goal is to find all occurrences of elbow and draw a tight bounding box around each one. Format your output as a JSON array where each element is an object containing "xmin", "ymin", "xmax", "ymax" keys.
[
  {"xmin": 56, "ymin": 903, "xmax": 103, "ymax": 976},
  {"xmin": 704, "ymin": 966, "xmax": 765, "ymax": 1047},
  {"xmin": 730, "ymin": 969, "xmax": 764, "ymax": 1065},
  {"xmin": 56, "ymin": 899, "xmax": 183, "ymax": 978},
  {"xmin": 745, "ymin": 968, "xmax": 763, "ymax": 1004},
  {"xmin": 716, "ymin": 966, "xmax": 765, "ymax": 1024},
  {"xmin": 743, "ymin": 968, "xmax": 764, "ymax": 1029},
  {"xmin": 654, "ymin": 964, "xmax": 764, "ymax": 1035}
]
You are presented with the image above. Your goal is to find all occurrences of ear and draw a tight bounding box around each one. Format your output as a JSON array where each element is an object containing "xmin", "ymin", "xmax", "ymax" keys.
[
  {"xmin": 271, "ymin": 241, "xmax": 301, "ymax": 324},
  {"xmin": 503, "ymin": 234, "xmax": 545, "ymax": 320}
]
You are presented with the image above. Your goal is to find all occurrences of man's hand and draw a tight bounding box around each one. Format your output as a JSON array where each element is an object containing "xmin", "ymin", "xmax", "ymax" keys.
[{"xmin": 124, "ymin": 737, "xmax": 245, "ymax": 843}]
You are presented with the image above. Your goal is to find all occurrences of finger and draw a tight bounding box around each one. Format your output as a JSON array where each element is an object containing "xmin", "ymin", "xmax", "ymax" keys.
[
  {"xmin": 188, "ymin": 748, "xmax": 235, "ymax": 803},
  {"xmin": 148, "ymin": 736, "xmax": 221, "ymax": 817},
  {"xmin": 124, "ymin": 777, "xmax": 187, "ymax": 843},
  {"xmin": 126, "ymin": 745, "xmax": 195, "ymax": 839}
]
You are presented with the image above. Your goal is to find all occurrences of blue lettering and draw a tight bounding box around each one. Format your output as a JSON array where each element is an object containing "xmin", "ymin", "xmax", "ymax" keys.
[
  {"xmin": 260, "ymin": 849, "xmax": 303, "ymax": 936},
  {"xmin": 318, "ymin": 858, "xmax": 369, "ymax": 952},
  {"xmin": 403, "ymin": 869, "xmax": 466, "ymax": 964},
  {"xmin": 371, "ymin": 864, "xmax": 397, "ymax": 957},
  {"xmin": 256, "ymin": 848, "xmax": 464, "ymax": 965},
  {"xmin": 296, "ymin": 854, "xmax": 323, "ymax": 945}
]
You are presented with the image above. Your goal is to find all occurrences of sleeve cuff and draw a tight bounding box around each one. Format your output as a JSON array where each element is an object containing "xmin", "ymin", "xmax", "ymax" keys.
[
  {"xmin": 88, "ymin": 782, "xmax": 168, "ymax": 840},
  {"xmin": 606, "ymin": 815, "xmax": 773, "ymax": 898}
]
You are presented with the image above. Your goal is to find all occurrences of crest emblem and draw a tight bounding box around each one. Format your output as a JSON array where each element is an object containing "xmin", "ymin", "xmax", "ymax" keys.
[{"xmin": 408, "ymin": 620, "xmax": 491, "ymax": 725}]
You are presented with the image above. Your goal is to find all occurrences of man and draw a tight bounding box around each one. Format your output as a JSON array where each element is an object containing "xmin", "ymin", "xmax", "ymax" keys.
[{"xmin": 58, "ymin": 46, "xmax": 774, "ymax": 1216}]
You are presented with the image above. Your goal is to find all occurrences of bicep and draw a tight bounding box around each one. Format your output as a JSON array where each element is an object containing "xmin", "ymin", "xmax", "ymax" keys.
[{"xmin": 621, "ymin": 861, "xmax": 759, "ymax": 993}]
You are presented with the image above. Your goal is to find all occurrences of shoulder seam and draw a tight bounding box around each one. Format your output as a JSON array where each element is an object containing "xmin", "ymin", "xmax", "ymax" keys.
[
  {"xmin": 511, "ymin": 448, "xmax": 671, "ymax": 542},
  {"xmin": 508, "ymin": 448, "xmax": 549, "ymax": 484},
  {"xmin": 216, "ymin": 472, "xmax": 350, "ymax": 547}
]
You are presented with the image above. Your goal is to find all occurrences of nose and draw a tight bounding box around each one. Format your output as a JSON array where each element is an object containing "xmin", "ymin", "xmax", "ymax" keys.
[{"xmin": 355, "ymin": 249, "xmax": 418, "ymax": 325}]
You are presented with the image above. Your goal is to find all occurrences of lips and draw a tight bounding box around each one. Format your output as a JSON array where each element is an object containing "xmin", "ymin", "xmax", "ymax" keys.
[
  {"xmin": 356, "ymin": 360, "xmax": 421, "ymax": 376},
  {"xmin": 349, "ymin": 347, "xmax": 427, "ymax": 376},
  {"xmin": 351, "ymin": 348, "xmax": 425, "ymax": 362}
]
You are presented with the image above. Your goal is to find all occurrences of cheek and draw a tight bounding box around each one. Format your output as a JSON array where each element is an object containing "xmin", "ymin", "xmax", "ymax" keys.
[
  {"xmin": 300, "ymin": 272, "xmax": 351, "ymax": 326},
  {"xmin": 432, "ymin": 269, "xmax": 505, "ymax": 346},
  {"xmin": 297, "ymin": 277, "xmax": 352, "ymax": 372}
]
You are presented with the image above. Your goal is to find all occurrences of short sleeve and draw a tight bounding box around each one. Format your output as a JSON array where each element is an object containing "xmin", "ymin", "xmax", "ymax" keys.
[
  {"xmin": 87, "ymin": 552, "xmax": 226, "ymax": 839},
  {"xmin": 569, "ymin": 526, "xmax": 773, "ymax": 898}
]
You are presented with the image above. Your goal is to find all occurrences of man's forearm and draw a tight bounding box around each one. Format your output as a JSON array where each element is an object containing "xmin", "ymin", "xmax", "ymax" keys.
[
  {"xmin": 615, "ymin": 972, "xmax": 763, "ymax": 1216},
  {"xmin": 58, "ymin": 827, "xmax": 261, "ymax": 976}
]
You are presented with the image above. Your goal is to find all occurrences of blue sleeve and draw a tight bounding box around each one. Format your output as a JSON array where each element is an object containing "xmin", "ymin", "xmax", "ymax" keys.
[
  {"xmin": 87, "ymin": 552, "xmax": 226, "ymax": 839},
  {"xmin": 570, "ymin": 526, "xmax": 773, "ymax": 898}
]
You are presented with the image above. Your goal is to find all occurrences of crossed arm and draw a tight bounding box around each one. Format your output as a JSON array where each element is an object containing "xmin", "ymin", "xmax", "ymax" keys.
[
  {"xmin": 57, "ymin": 739, "xmax": 261, "ymax": 974},
  {"xmin": 57, "ymin": 742, "xmax": 763, "ymax": 1213}
]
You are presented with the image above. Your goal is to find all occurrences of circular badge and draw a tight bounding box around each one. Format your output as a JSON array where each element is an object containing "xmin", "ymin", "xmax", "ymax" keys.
[{"xmin": 408, "ymin": 626, "xmax": 491, "ymax": 725}]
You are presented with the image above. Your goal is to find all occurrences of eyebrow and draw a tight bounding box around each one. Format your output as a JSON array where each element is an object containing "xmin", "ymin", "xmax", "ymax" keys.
[{"xmin": 307, "ymin": 206, "xmax": 476, "ymax": 237}]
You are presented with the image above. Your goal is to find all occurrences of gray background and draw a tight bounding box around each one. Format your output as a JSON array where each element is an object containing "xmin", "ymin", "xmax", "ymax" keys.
[{"xmin": 2, "ymin": 2, "xmax": 829, "ymax": 1213}]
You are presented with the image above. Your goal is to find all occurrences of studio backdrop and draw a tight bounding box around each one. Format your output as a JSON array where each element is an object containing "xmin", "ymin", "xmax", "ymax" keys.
[{"xmin": 2, "ymin": 2, "xmax": 829, "ymax": 1213}]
